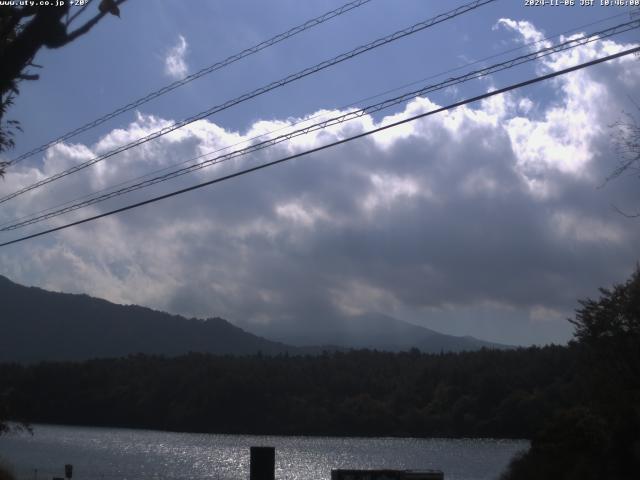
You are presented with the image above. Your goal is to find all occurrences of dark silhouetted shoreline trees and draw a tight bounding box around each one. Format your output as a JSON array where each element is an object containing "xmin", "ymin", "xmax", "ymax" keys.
[
  {"xmin": 0, "ymin": 345, "xmax": 579, "ymax": 439},
  {"xmin": 501, "ymin": 266, "xmax": 640, "ymax": 480}
]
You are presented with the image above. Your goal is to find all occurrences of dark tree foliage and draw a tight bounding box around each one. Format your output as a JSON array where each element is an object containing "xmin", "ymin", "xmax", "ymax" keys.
[
  {"xmin": 502, "ymin": 266, "xmax": 640, "ymax": 480},
  {"xmin": 0, "ymin": 346, "xmax": 579, "ymax": 439},
  {"xmin": 0, "ymin": 460, "xmax": 15, "ymax": 480},
  {"xmin": 0, "ymin": 0, "xmax": 125, "ymax": 177}
]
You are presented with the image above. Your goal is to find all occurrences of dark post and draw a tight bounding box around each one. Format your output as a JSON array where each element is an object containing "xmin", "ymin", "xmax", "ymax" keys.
[
  {"xmin": 250, "ymin": 446, "xmax": 275, "ymax": 480},
  {"xmin": 64, "ymin": 465, "xmax": 72, "ymax": 480}
]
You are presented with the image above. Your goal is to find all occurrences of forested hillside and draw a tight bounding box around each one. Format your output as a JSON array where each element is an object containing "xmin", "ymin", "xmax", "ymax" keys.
[
  {"xmin": 0, "ymin": 275, "xmax": 293, "ymax": 361},
  {"xmin": 0, "ymin": 346, "xmax": 577, "ymax": 439}
]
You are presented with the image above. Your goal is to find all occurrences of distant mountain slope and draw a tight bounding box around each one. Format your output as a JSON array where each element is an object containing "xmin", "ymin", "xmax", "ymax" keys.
[
  {"xmin": 243, "ymin": 313, "xmax": 510, "ymax": 352},
  {"xmin": 0, "ymin": 275, "xmax": 293, "ymax": 362},
  {"xmin": 0, "ymin": 276, "xmax": 507, "ymax": 363}
]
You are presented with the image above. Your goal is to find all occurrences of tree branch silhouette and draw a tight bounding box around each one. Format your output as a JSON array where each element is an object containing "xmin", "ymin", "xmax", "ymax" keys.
[{"xmin": 0, "ymin": 0, "xmax": 127, "ymax": 177}]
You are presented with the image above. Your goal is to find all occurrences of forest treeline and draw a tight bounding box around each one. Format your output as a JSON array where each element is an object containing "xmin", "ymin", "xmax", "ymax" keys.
[{"xmin": 0, "ymin": 346, "xmax": 578, "ymax": 439}]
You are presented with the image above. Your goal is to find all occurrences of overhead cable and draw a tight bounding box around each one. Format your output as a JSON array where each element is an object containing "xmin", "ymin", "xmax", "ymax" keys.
[
  {"xmin": 5, "ymin": 0, "xmax": 375, "ymax": 167},
  {"xmin": 3, "ymin": 18, "xmax": 637, "ymax": 232},
  {"xmin": 1, "ymin": 44, "xmax": 637, "ymax": 248},
  {"xmin": 3, "ymin": 9, "xmax": 631, "ymax": 231},
  {"xmin": 0, "ymin": 0, "xmax": 498, "ymax": 205}
]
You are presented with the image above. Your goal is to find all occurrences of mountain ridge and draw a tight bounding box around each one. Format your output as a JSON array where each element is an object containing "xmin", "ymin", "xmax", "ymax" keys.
[
  {"xmin": 0, "ymin": 275, "xmax": 295, "ymax": 362},
  {"xmin": 243, "ymin": 312, "xmax": 509, "ymax": 352},
  {"xmin": 0, "ymin": 275, "xmax": 508, "ymax": 362}
]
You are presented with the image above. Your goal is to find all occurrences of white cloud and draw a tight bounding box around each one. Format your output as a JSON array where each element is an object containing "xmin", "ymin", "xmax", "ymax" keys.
[
  {"xmin": 495, "ymin": 18, "xmax": 550, "ymax": 46},
  {"xmin": 1, "ymin": 21, "xmax": 638, "ymax": 346},
  {"xmin": 164, "ymin": 35, "xmax": 189, "ymax": 80}
]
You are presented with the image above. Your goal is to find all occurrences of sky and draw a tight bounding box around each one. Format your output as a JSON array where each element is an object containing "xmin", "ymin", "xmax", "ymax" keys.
[{"xmin": 0, "ymin": 0, "xmax": 639, "ymax": 346}]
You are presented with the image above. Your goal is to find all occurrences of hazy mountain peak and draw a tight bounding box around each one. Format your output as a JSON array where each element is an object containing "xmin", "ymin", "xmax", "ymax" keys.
[{"xmin": 241, "ymin": 310, "xmax": 510, "ymax": 352}]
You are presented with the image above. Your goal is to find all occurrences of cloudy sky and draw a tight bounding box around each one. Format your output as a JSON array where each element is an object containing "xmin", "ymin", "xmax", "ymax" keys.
[{"xmin": 1, "ymin": 0, "xmax": 639, "ymax": 346}]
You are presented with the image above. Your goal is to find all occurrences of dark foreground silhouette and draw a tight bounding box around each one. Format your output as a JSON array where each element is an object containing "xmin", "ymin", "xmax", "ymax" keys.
[{"xmin": 501, "ymin": 267, "xmax": 640, "ymax": 480}]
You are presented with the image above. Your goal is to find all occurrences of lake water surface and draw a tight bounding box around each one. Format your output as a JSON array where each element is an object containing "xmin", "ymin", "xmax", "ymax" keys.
[{"xmin": 0, "ymin": 424, "xmax": 527, "ymax": 480}]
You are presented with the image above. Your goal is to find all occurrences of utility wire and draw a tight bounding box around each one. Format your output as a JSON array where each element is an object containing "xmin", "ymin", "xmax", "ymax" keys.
[
  {"xmin": 5, "ymin": 0, "xmax": 374, "ymax": 167},
  {"xmin": 1, "ymin": 45, "xmax": 637, "ymax": 249},
  {"xmin": 3, "ymin": 19, "xmax": 637, "ymax": 232},
  {"xmin": 0, "ymin": 0, "xmax": 498, "ymax": 206},
  {"xmin": 3, "ymin": 9, "xmax": 630, "ymax": 231}
]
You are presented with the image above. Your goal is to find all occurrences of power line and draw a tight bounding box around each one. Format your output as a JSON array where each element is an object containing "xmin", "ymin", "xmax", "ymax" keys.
[
  {"xmin": 2, "ymin": 10, "xmax": 628, "ymax": 232},
  {"xmin": 1, "ymin": 45, "xmax": 637, "ymax": 249},
  {"xmin": 5, "ymin": 0, "xmax": 375, "ymax": 167},
  {"xmin": 363, "ymin": 9, "xmax": 636, "ymax": 104},
  {"xmin": 0, "ymin": 0, "xmax": 498, "ymax": 206},
  {"xmin": 3, "ymin": 9, "xmax": 629, "ymax": 231},
  {"xmin": 3, "ymin": 19, "xmax": 637, "ymax": 232}
]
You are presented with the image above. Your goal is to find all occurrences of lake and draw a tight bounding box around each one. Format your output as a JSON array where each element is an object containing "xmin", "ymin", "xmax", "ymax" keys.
[{"xmin": 0, "ymin": 424, "xmax": 528, "ymax": 480}]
